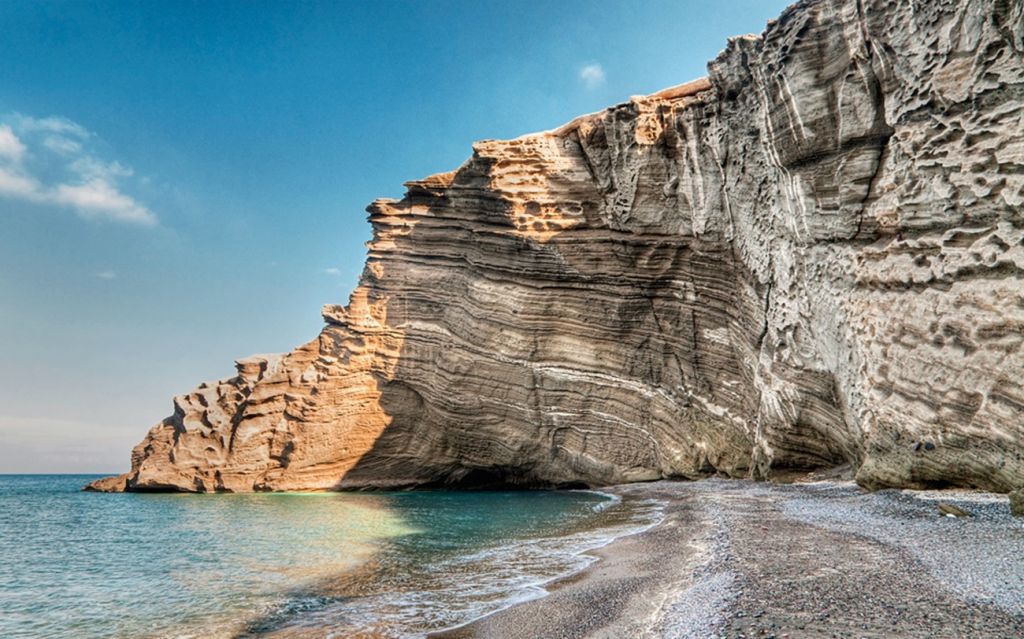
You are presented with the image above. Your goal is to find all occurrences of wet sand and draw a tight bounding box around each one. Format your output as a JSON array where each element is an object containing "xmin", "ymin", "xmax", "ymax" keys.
[{"xmin": 432, "ymin": 479, "xmax": 1024, "ymax": 639}]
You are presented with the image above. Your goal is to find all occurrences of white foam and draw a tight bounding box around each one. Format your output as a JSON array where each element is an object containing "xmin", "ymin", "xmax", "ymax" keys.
[{"xmin": 329, "ymin": 495, "xmax": 667, "ymax": 638}]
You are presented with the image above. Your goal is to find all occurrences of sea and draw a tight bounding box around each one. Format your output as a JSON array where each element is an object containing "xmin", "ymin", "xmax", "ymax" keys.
[{"xmin": 0, "ymin": 475, "xmax": 663, "ymax": 638}]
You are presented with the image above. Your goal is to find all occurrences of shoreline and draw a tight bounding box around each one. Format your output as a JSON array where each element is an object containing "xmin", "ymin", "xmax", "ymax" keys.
[
  {"xmin": 432, "ymin": 479, "xmax": 1024, "ymax": 639},
  {"xmin": 429, "ymin": 485, "xmax": 685, "ymax": 639}
]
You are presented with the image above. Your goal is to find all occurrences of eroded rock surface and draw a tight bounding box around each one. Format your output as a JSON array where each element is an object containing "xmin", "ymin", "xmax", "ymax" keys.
[{"xmin": 89, "ymin": 0, "xmax": 1024, "ymax": 493}]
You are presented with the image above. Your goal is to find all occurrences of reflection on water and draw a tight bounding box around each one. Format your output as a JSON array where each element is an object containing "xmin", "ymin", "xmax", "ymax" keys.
[{"xmin": 0, "ymin": 476, "xmax": 661, "ymax": 639}]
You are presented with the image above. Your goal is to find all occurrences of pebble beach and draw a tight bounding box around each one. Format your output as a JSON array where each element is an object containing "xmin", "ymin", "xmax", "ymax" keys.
[{"xmin": 434, "ymin": 478, "xmax": 1024, "ymax": 639}]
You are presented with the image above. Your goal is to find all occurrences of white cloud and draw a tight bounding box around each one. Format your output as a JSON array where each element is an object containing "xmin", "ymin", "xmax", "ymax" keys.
[
  {"xmin": 324, "ymin": 267, "xmax": 342, "ymax": 276},
  {"xmin": 0, "ymin": 113, "xmax": 157, "ymax": 226},
  {"xmin": 0, "ymin": 167, "xmax": 42, "ymax": 199},
  {"xmin": 14, "ymin": 115, "xmax": 89, "ymax": 138},
  {"xmin": 579, "ymin": 63, "xmax": 606, "ymax": 90},
  {"xmin": 0, "ymin": 125, "xmax": 26, "ymax": 161},
  {"xmin": 54, "ymin": 180, "xmax": 156, "ymax": 225},
  {"xmin": 95, "ymin": 270, "xmax": 117, "ymax": 280},
  {"xmin": 43, "ymin": 135, "xmax": 82, "ymax": 156},
  {"xmin": 71, "ymin": 156, "xmax": 133, "ymax": 180}
]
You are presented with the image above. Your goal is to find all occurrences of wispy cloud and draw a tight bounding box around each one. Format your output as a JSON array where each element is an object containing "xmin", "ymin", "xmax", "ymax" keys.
[
  {"xmin": 0, "ymin": 114, "xmax": 157, "ymax": 226},
  {"xmin": 0, "ymin": 125, "xmax": 26, "ymax": 161},
  {"xmin": 579, "ymin": 63, "xmax": 606, "ymax": 90},
  {"xmin": 14, "ymin": 115, "xmax": 88, "ymax": 137},
  {"xmin": 324, "ymin": 267, "xmax": 341, "ymax": 276},
  {"xmin": 0, "ymin": 166, "xmax": 40, "ymax": 199},
  {"xmin": 95, "ymin": 270, "xmax": 117, "ymax": 280}
]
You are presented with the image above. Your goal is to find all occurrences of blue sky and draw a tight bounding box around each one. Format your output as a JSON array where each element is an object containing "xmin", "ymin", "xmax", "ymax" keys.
[{"xmin": 0, "ymin": 0, "xmax": 791, "ymax": 473}]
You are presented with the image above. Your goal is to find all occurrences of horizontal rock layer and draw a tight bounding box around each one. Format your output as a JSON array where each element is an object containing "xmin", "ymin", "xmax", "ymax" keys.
[{"xmin": 90, "ymin": 0, "xmax": 1024, "ymax": 493}]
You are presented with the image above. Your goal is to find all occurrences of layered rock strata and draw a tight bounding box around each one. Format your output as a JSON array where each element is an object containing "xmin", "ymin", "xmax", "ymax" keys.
[{"xmin": 89, "ymin": 0, "xmax": 1024, "ymax": 493}]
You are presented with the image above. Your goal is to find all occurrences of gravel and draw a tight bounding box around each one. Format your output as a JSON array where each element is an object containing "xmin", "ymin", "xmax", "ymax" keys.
[
  {"xmin": 780, "ymin": 482, "xmax": 1024, "ymax": 615},
  {"xmin": 432, "ymin": 479, "xmax": 1024, "ymax": 638}
]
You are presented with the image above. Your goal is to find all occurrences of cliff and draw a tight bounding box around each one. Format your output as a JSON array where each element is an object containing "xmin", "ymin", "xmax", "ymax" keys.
[{"xmin": 88, "ymin": 0, "xmax": 1024, "ymax": 493}]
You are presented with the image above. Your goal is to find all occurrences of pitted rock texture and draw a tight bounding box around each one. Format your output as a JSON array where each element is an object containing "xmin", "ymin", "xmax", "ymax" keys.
[{"xmin": 89, "ymin": 0, "xmax": 1024, "ymax": 494}]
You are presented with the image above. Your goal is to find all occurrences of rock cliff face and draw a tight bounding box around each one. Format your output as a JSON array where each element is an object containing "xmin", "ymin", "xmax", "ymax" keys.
[{"xmin": 88, "ymin": 0, "xmax": 1024, "ymax": 494}]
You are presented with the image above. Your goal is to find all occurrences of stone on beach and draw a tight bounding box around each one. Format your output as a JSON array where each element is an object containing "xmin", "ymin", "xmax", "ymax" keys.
[{"xmin": 937, "ymin": 503, "xmax": 972, "ymax": 518}]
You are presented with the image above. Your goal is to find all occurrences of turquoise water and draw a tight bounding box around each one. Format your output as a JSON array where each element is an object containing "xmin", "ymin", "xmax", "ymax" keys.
[{"xmin": 0, "ymin": 475, "xmax": 662, "ymax": 638}]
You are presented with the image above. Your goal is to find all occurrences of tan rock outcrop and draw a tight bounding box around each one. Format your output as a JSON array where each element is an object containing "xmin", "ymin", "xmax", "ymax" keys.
[{"xmin": 88, "ymin": 0, "xmax": 1024, "ymax": 493}]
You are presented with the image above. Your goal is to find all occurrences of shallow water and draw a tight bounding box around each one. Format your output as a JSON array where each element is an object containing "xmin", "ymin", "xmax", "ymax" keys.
[{"xmin": 0, "ymin": 475, "xmax": 662, "ymax": 638}]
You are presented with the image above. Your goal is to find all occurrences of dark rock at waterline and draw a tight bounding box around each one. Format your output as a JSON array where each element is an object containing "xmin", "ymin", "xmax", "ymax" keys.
[{"xmin": 1010, "ymin": 490, "xmax": 1024, "ymax": 518}]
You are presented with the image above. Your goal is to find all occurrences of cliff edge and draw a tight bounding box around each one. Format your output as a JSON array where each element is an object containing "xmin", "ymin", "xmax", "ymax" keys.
[{"xmin": 89, "ymin": 0, "xmax": 1024, "ymax": 493}]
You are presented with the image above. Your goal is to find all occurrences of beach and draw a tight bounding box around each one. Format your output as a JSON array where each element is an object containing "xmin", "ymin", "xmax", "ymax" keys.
[{"xmin": 433, "ymin": 479, "xmax": 1024, "ymax": 639}]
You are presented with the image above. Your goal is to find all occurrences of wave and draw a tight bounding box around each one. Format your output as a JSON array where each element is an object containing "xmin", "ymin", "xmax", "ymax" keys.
[{"xmin": 240, "ymin": 492, "xmax": 666, "ymax": 638}]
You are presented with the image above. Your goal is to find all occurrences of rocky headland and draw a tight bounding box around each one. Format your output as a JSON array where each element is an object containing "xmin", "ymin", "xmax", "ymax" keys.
[{"xmin": 89, "ymin": 0, "xmax": 1024, "ymax": 494}]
